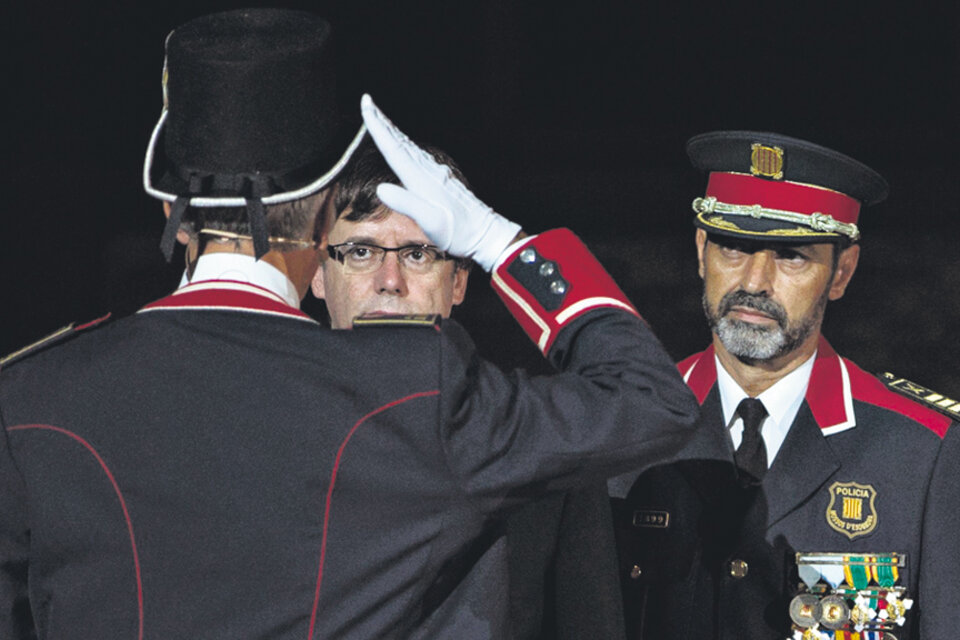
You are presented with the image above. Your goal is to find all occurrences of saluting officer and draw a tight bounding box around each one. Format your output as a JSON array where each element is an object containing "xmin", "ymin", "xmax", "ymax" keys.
[
  {"xmin": 0, "ymin": 9, "xmax": 698, "ymax": 639},
  {"xmin": 611, "ymin": 131, "xmax": 960, "ymax": 639}
]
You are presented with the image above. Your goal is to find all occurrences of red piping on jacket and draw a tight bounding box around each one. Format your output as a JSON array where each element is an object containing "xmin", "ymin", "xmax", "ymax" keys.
[
  {"xmin": 307, "ymin": 390, "xmax": 440, "ymax": 639},
  {"xmin": 8, "ymin": 424, "xmax": 143, "ymax": 640}
]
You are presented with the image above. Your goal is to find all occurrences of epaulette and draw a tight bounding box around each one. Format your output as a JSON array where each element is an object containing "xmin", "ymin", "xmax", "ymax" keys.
[
  {"xmin": 878, "ymin": 372, "xmax": 960, "ymax": 421},
  {"xmin": 352, "ymin": 313, "xmax": 441, "ymax": 329},
  {"xmin": 0, "ymin": 314, "xmax": 112, "ymax": 370}
]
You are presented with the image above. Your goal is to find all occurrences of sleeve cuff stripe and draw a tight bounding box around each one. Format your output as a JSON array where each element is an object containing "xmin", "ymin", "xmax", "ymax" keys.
[{"xmin": 555, "ymin": 297, "xmax": 638, "ymax": 324}]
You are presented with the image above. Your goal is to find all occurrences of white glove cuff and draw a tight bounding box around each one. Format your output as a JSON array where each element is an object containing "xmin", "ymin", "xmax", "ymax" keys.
[{"xmin": 471, "ymin": 213, "xmax": 522, "ymax": 272}]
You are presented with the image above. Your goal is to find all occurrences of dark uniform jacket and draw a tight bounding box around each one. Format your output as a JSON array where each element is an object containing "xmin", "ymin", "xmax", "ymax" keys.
[
  {"xmin": 613, "ymin": 337, "xmax": 959, "ymax": 640},
  {"xmin": 415, "ymin": 482, "xmax": 625, "ymax": 640},
  {"xmin": 0, "ymin": 230, "xmax": 699, "ymax": 639}
]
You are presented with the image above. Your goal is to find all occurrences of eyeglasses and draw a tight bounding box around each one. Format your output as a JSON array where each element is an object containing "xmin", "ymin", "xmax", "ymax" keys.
[{"xmin": 326, "ymin": 242, "xmax": 451, "ymax": 274}]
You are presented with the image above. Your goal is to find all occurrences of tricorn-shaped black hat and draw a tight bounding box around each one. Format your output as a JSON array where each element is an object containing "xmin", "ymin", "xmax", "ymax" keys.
[
  {"xmin": 686, "ymin": 131, "xmax": 888, "ymax": 243},
  {"xmin": 144, "ymin": 8, "xmax": 366, "ymax": 259}
]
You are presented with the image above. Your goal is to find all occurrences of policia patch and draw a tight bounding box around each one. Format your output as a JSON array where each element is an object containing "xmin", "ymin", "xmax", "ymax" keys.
[{"xmin": 826, "ymin": 481, "xmax": 878, "ymax": 540}]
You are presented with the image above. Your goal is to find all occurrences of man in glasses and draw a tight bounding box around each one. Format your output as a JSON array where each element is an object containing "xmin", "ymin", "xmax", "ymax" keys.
[
  {"xmin": 312, "ymin": 141, "xmax": 471, "ymax": 329},
  {"xmin": 0, "ymin": 9, "xmax": 699, "ymax": 639},
  {"xmin": 313, "ymin": 140, "xmax": 625, "ymax": 638}
]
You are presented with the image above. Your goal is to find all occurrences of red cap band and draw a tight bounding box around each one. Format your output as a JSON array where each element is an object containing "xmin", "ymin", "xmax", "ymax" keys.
[{"xmin": 706, "ymin": 173, "xmax": 861, "ymax": 225}]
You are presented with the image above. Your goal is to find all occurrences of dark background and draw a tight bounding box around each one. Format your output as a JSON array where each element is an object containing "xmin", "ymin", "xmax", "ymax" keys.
[{"xmin": 5, "ymin": 2, "xmax": 959, "ymax": 395}]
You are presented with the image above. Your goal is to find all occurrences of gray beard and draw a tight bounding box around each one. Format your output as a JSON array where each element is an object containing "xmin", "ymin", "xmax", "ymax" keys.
[
  {"xmin": 703, "ymin": 289, "xmax": 827, "ymax": 364},
  {"xmin": 714, "ymin": 316, "xmax": 789, "ymax": 361}
]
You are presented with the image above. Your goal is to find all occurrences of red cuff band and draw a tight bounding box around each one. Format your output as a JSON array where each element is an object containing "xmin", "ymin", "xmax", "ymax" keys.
[{"xmin": 492, "ymin": 229, "xmax": 639, "ymax": 354}]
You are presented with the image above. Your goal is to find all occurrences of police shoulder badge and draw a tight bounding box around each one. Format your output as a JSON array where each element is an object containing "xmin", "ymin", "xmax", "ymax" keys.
[
  {"xmin": 0, "ymin": 314, "xmax": 112, "ymax": 370},
  {"xmin": 879, "ymin": 372, "xmax": 960, "ymax": 420},
  {"xmin": 826, "ymin": 481, "xmax": 878, "ymax": 539}
]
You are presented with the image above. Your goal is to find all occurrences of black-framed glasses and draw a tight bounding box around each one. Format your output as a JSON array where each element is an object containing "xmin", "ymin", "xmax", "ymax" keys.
[{"xmin": 327, "ymin": 242, "xmax": 451, "ymax": 274}]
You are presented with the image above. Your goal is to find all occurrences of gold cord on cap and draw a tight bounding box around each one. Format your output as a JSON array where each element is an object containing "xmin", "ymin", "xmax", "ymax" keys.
[{"xmin": 692, "ymin": 196, "xmax": 861, "ymax": 241}]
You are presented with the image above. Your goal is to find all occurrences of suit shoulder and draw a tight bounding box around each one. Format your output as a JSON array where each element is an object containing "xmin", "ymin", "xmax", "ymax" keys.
[
  {"xmin": 0, "ymin": 314, "xmax": 112, "ymax": 371},
  {"xmin": 845, "ymin": 360, "xmax": 955, "ymax": 438}
]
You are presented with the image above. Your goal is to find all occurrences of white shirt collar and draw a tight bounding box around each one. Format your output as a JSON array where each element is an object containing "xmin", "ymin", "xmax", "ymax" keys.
[
  {"xmin": 178, "ymin": 253, "xmax": 301, "ymax": 309},
  {"xmin": 716, "ymin": 351, "xmax": 816, "ymax": 467}
]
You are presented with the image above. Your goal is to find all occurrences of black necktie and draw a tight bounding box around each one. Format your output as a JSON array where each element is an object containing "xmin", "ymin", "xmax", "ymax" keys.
[{"xmin": 735, "ymin": 397, "xmax": 768, "ymax": 485}]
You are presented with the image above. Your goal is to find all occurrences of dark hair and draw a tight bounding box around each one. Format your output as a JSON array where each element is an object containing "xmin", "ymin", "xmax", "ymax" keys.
[
  {"xmin": 182, "ymin": 191, "xmax": 328, "ymax": 252},
  {"xmin": 334, "ymin": 138, "xmax": 473, "ymax": 271}
]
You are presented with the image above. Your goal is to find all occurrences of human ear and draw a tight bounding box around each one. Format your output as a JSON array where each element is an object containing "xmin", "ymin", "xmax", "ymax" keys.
[
  {"xmin": 828, "ymin": 244, "xmax": 860, "ymax": 301},
  {"xmin": 310, "ymin": 265, "xmax": 327, "ymax": 299},
  {"xmin": 451, "ymin": 268, "xmax": 469, "ymax": 306},
  {"xmin": 695, "ymin": 228, "xmax": 708, "ymax": 280}
]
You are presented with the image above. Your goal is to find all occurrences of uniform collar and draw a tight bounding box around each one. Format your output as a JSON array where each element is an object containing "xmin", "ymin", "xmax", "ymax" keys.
[
  {"xmin": 680, "ymin": 335, "xmax": 857, "ymax": 435},
  {"xmin": 716, "ymin": 350, "xmax": 813, "ymax": 429},
  {"xmin": 181, "ymin": 253, "xmax": 301, "ymax": 309},
  {"xmin": 142, "ymin": 253, "xmax": 313, "ymax": 322},
  {"xmin": 716, "ymin": 350, "xmax": 813, "ymax": 465}
]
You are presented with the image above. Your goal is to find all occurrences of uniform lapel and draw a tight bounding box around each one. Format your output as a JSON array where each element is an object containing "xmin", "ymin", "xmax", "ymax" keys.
[
  {"xmin": 762, "ymin": 403, "xmax": 841, "ymax": 529},
  {"xmin": 678, "ymin": 388, "xmax": 738, "ymax": 504},
  {"xmin": 684, "ymin": 388, "xmax": 736, "ymax": 463}
]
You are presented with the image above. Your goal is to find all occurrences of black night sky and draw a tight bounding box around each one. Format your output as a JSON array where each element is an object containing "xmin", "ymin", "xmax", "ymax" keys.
[{"xmin": 5, "ymin": 2, "xmax": 959, "ymax": 393}]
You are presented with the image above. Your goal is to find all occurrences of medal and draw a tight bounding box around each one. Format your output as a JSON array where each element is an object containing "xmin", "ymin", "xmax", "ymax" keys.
[
  {"xmin": 874, "ymin": 555, "xmax": 898, "ymax": 587},
  {"xmin": 790, "ymin": 594, "xmax": 822, "ymax": 628},
  {"xmin": 842, "ymin": 556, "xmax": 870, "ymax": 590},
  {"xmin": 799, "ymin": 563, "xmax": 823, "ymax": 590},
  {"xmin": 791, "ymin": 552, "xmax": 912, "ymax": 639},
  {"xmin": 879, "ymin": 594, "xmax": 912, "ymax": 626},
  {"xmin": 849, "ymin": 594, "xmax": 876, "ymax": 631},
  {"xmin": 818, "ymin": 595, "xmax": 850, "ymax": 630}
]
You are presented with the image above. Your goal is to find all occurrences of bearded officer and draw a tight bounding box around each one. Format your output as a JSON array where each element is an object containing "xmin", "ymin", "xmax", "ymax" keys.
[{"xmin": 610, "ymin": 131, "xmax": 960, "ymax": 639}]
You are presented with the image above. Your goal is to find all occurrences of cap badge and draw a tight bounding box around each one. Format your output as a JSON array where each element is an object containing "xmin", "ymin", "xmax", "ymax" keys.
[
  {"xmin": 826, "ymin": 481, "xmax": 878, "ymax": 539},
  {"xmin": 750, "ymin": 143, "xmax": 784, "ymax": 180}
]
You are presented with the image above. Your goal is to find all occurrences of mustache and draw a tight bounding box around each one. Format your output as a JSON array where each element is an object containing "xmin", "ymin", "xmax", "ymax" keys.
[{"xmin": 717, "ymin": 290, "xmax": 787, "ymax": 328}]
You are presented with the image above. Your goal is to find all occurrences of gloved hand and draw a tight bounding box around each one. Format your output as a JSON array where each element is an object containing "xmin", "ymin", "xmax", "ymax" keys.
[{"xmin": 361, "ymin": 94, "xmax": 522, "ymax": 272}]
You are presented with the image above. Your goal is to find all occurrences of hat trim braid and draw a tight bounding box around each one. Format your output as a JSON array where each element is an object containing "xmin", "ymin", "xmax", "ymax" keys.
[
  {"xmin": 692, "ymin": 196, "xmax": 860, "ymax": 240},
  {"xmin": 143, "ymin": 109, "xmax": 367, "ymax": 207}
]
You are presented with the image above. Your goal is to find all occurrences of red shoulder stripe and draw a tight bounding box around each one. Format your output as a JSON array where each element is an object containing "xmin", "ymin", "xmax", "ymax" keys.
[{"xmin": 140, "ymin": 281, "xmax": 313, "ymax": 322}]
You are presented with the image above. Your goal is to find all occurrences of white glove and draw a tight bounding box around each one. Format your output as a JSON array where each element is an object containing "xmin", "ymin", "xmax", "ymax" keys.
[{"xmin": 361, "ymin": 94, "xmax": 522, "ymax": 272}]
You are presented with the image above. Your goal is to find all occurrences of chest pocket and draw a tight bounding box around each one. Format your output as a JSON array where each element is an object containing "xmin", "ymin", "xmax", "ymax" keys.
[{"xmin": 611, "ymin": 463, "xmax": 708, "ymax": 586}]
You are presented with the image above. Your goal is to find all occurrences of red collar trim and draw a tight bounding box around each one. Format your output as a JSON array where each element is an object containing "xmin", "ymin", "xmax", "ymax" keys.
[
  {"xmin": 804, "ymin": 337, "xmax": 855, "ymax": 434},
  {"xmin": 139, "ymin": 280, "xmax": 315, "ymax": 322},
  {"xmin": 678, "ymin": 344, "xmax": 717, "ymax": 405},
  {"xmin": 681, "ymin": 336, "xmax": 952, "ymax": 438},
  {"xmin": 679, "ymin": 336, "xmax": 856, "ymax": 434}
]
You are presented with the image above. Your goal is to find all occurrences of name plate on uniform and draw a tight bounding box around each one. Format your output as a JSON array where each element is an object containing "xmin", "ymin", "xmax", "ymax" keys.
[
  {"xmin": 632, "ymin": 509, "xmax": 670, "ymax": 529},
  {"xmin": 786, "ymin": 552, "xmax": 912, "ymax": 640}
]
